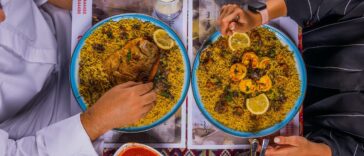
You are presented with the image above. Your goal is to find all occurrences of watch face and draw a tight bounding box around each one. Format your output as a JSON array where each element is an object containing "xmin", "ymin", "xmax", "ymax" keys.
[{"xmin": 248, "ymin": 1, "xmax": 267, "ymax": 12}]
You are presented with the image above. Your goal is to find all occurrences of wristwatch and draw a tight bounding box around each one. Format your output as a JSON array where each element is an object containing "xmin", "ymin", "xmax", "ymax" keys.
[{"xmin": 248, "ymin": 1, "xmax": 269, "ymax": 24}]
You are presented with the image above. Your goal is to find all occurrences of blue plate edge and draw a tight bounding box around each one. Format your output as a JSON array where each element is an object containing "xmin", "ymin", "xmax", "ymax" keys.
[
  {"xmin": 191, "ymin": 25, "xmax": 307, "ymax": 138},
  {"xmin": 70, "ymin": 13, "xmax": 191, "ymax": 133}
]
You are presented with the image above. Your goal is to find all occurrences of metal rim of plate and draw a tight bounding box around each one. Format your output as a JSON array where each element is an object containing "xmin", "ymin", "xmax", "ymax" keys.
[
  {"xmin": 70, "ymin": 13, "xmax": 191, "ymax": 133},
  {"xmin": 191, "ymin": 25, "xmax": 307, "ymax": 138}
]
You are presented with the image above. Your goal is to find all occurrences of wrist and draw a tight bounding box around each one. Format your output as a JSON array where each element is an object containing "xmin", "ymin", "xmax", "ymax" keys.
[
  {"xmin": 246, "ymin": 10, "xmax": 263, "ymax": 28},
  {"xmin": 266, "ymin": 0, "xmax": 287, "ymax": 19},
  {"xmin": 311, "ymin": 142, "xmax": 332, "ymax": 156},
  {"xmin": 80, "ymin": 111, "xmax": 108, "ymax": 141}
]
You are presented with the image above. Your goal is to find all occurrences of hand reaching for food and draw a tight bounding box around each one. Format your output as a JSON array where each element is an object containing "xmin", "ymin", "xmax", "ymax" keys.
[
  {"xmin": 256, "ymin": 136, "xmax": 332, "ymax": 156},
  {"xmin": 80, "ymin": 81, "xmax": 156, "ymax": 141},
  {"xmin": 217, "ymin": 4, "xmax": 261, "ymax": 36},
  {"xmin": 217, "ymin": 0, "xmax": 288, "ymax": 36}
]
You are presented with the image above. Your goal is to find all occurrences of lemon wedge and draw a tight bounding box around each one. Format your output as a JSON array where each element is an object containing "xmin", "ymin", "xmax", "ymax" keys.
[
  {"xmin": 153, "ymin": 29, "xmax": 174, "ymax": 50},
  {"xmin": 246, "ymin": 93, "xmax": 270, "ymax": 115},
  {"xmin": 228, "ymin": 32, "xmax": 251, "ymax": 51}
]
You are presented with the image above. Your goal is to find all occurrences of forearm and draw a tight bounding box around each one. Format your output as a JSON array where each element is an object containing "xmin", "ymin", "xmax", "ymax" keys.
[
  {"xmin": 242, "ymin": 0, "xmax": 287, "ymax": 28},
  {"xmin": 310, "ymin": 142, "xmax": 332, "ymax": 156},
  {"xmin": 266, "ymin": 0, "xmax": 287, "ymax": 21},
  {"xmin": 48, "ymin": 0, "xmax": 72, "ymax": 10},
  {"xmin": 80, "ymin": 110, "xmax": 111, "ymax": 141}
]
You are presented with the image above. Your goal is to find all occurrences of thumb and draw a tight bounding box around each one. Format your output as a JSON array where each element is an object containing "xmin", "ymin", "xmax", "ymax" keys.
[
  {"xmin": 229, "ymin": 22, "xmax": 237, "ymax": 31},
  {"xmin": 273, "ymin": 136, "xmax": 305, "ymax": 147},
  {"xmin": 228, "ymin": 21, "xmax": 249, "ymax": 33},
  {"xmin": 228, "ymin": 14, "xmax": 249, "ymax": 33}
]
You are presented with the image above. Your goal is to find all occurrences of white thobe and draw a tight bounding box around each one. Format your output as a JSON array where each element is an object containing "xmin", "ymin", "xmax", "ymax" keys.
[{"xmin": 0, "ymin": 0, "xmax": 98, "ymax": 155}]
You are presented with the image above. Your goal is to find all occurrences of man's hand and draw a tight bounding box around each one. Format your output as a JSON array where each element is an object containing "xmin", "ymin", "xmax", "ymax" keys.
[
  {"xmin": 80, "ymin": 82, "xmax": 156, "ymax": 141},
  {"xmin": 217, "ymin": 4, "xmax": 261, "ymax": 36},
  {"xmin": 217, "ymin": 0, "xmax": 288, "ymax": 36},
  {"xmin": 264, "ymin": 136, "xmax": 332, "ymax": 156}
]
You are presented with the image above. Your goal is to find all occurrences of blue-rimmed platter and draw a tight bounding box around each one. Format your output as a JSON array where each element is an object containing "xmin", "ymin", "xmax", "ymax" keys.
[
  {"xmin": 192, "ymin": 25, "xmax": 307, "ymax": 138},
  {"xmin": 70, "ymin": 13, "xmax": 191, "ymax": 132}
]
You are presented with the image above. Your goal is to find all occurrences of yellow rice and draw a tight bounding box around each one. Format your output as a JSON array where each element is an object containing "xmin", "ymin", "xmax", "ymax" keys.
[
  {"xmin": 197, "ymin": 27, "xmax": 301, "ymax": 132},
  {"xmin": 78, "ymin": 19, "xmax": 184, "ymax": 127}
]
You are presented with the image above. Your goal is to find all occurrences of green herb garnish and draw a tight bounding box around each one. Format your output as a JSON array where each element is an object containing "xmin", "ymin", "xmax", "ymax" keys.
[
  {"xmin": 160, "ymin": 91, "xmax": 171, "ymax": 98},
  {"xmin": 127, "ymin": 50, "xmax": 131, "ymax": 63}
]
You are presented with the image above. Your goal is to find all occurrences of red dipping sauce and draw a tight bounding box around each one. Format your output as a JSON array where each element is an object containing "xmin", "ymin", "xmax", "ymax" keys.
[{"xmin": 118, "ymin": 147, "xmax": 159, "ymax": 156}]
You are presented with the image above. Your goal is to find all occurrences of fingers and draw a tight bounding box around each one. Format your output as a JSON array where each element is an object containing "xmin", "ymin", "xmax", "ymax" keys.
[
  {"xmin": 219, "ymin": 5, "xmax": 227, "ymax": 15},
  {"xmin": 265, "ymin": 148, "xmax": 280, "ymax": 156},
  {"xmin": 117, "ymin": 81, "xmax": 141, "ymax": 89},
  {"xmin": 222, "ymin": 4, "xmax": 237, "ymax": 17},
  {"xmin": 265, "ymin": 146, "xmax": 294, "ymax": 156},
  {"xmin": 139, "ymin": 104, "xmax": 154, "ymax": 119},
  {"xmin": 219, "ymin": 4, "xmax": 235, "ymax": 17},
  {"xmin": 274, "ymin": 136, "xmax": 305, "ymax": 146},
  {"xmin": 141, "ymin": 91, "xmax": 157, "ymax": 105},
  {"xmin": 227, "ymin": 22, "xmax": 238, "ymax": 35},
  {"xmin": 217, "ymin": 5, "xmax": 229, "ymax": 29},
  {"xmin": 224, "ymin": 8, "xmax": 244, "ymax": 24},
  {"xmin": 141, "ymin": 102, "xmax": 155, "ymax": 114},
  {"xmin": 132, "ymin": 82, "xmax": 154, "ymax": 95},
  {"xmin": 220, "ymin": 8, "xmax": 244, "ymax": 36},
  {"xmin": 218, "ymin": 4, "xmax": 239, "ymax": 35}
]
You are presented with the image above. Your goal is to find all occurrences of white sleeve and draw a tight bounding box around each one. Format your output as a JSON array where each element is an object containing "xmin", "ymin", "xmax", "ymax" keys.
[
  {"xmin": 34, "ymin": 0, "xmax": 47, "ymax": 6},
  {"xmin": 0, "ymin": 114, "xmax": 98, "ymax": 156}
]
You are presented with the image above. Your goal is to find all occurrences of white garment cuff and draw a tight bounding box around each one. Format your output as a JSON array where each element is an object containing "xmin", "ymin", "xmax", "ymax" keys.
[
  {"xmin": 0, "ymin": 129, "xmax": 9, "ymax": 156},
  {"xmin": 37, "ymin": 113, "xmax": 98, "ymax": 156}
]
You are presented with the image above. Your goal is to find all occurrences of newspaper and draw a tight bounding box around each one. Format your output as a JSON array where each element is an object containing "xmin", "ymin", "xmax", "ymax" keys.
[{"xmin": 71, "ymin": 0, "xmax": 302, "ymax": 153}]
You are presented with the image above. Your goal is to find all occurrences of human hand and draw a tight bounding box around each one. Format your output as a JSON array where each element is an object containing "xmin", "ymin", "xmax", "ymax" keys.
[
  {"xmin": 262, "ymin": 136, "xmax": 332, "ymax": 156},
  {"xmin": 80, "ymin": 81, "xmax": 156, "ymax": 141},
  {"xmin": 217, "ymin": 4, "xmax": 261, "ymax": 36}
]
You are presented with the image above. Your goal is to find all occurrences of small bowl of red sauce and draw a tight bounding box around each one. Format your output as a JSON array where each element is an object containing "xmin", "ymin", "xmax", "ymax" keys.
[{"xmin": 114, "ymin": 143, "xmax": 162, "ymax": 156}]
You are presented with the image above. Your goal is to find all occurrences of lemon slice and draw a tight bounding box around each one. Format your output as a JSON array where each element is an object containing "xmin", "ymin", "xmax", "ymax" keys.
[
  {"xmin": 228, "ymin": 32, "xmax": 251, "ymax": 51},
  {"xmin": 246, "ymin": 93, "xmax": 270, "ymax": 115},
  {"xmin": 153, "ymin": 29, "xmax": 174, "ymax": 50}
]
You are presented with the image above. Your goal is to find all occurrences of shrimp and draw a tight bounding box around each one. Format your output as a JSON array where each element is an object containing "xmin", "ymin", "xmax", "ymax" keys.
[
  {"xmin": 230, "ymin": 63, "xmax": 247, "ymax": 81},
  {"xmin": 239, "ymin": 79, "xmax": 257, "ymax": 94},
  {"xmin": 242, "ymin": 52, "xmax": 259, "ymax": 68},
  {"xmin": 257, "ymin": 75, "xmax": 272, "ymax": 92},
  {"xmin": 258, "ymin": 57, "xmax": 271, "ymax": 69}
]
